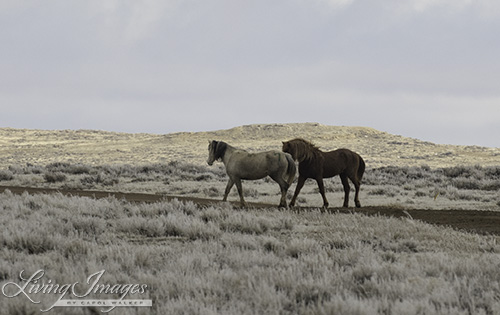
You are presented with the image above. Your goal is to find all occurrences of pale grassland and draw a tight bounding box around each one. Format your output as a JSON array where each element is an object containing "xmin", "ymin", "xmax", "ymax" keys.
[
  {"xmin": 1, "ymin": 191, "xmax": 500, "ymax": 315},
  {"xmin": 1, "ymin": 124, "xmax": 500, "ymax": 314},
  {"xmin": 1, "ymin": 124, "xmax": 499, "ymax": 209},
  {"xmin": 1, "ymin": 124, "xmax": 499, "ymax": 169},
  {"xmin": 1, "ymin": 161, "xmax": 499, "ymax": 210}
]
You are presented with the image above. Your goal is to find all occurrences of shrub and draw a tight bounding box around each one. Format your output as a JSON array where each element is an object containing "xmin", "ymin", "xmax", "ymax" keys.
[
  {"xmin": 61, "ymin": 239, "xmax": 90, "ymax": 258},
  {"xmin": 451, "ymin": 178, "xmax": 481, "ymax": 190},
  {"xmin": 80, "ymin": 173, "xmax": 119, "ymax": 187},
  {"xmin": 261, "ymin": 236, "xmax": 283, "ymax": 254},
  {"xmin": 3, "ymin": 229, "xmax": 56, "ymax": 254},
  {"xmin": 446, "ymin": 188, "xmax": 480, "ymax": 201},
  {"xmin": 65, "ymin": 164, "xmax": 92, "ymax": 174},
  {"xmin": 8, "ymin": 165, "xmax": 24, "ymax": 174},
  {"xmin": 203, "ymin": 187, "xmax": 220, "ymax": 197},
  {"xmin": 0, "ymin": 170, "xmax": 14, "ymax": 181},
  {"xmin": 481, "ymin": 180, "xmax": 500, "ymax": 191},
  {"xmin": 44, "ymin": 172, "xmax": 67, "ymax": 183},
  {"xmin": 485, "ymin": 166, "xmax": 500, "ymax": 177},
  {"xmin": 46, "ymin": 162, "xmax": 72, "ymax": 172},
  {"xmin": 245, "ymin": 187, "xmax": 260, "ymax": 198},
  {"xmin": 221, "ymin": 213, "xmax": 271, "ymax": 235},
  {"xmin": 442, "ymin": 165, "xmax": 484, "ymax": 180},
  {"xmin": 414, "ymin": 190, "xmax": 428, "ymax": 198},
  {"xmin": 196, "ymin": 174, "xmax": 213, "ymax": 181},
  {"xmin": 369, "ymin": 187, "xmax": 399, "ymax": 197}
]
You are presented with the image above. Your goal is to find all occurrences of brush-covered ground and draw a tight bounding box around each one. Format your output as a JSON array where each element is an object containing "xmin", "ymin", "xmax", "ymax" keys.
[
  {"xmin": 1, "ymin": 161, "xmax": 499, "ymax": 210},
  {"xmin": 1, "ymin": 124, "xmax": 500, "ymax": 314},
  {"xmin": 2, "ymin": 191, "xmax": 500, "ymax": 315},
  {"xmin": 1, "ymin": 123, "xmax": 499, "ymax": 169},
  {"xmin": 1, "ymin": 161, "xmax": 500, "ymax": 314}
]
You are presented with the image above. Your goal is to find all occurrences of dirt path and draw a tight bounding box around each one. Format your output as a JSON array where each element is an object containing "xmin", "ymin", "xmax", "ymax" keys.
[{"xmin": 2, "ymin": 185, "xmax": 500, "ymax": 236}]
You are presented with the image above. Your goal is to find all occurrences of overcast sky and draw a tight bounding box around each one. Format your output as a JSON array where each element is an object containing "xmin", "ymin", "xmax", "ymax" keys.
[{"xmin": 1, "ymin": 0, "xmax": 499, "ymax": 147}]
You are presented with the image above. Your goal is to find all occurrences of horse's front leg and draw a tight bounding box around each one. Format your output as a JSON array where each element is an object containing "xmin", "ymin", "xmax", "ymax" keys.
[
  {"xmin": 222, "ymin": 178, "xmax": 234, "ymax": 202},
  {"xmin": 234, "ymin": 178, "xmax": 247, "ymax": 207},
  {"xmin": 290, "ymin": 175, "xmax": 306, "ymax": 207},
  {"xmin": 316, "ymin": 177, "xmax": 329, "ymax": 209}
]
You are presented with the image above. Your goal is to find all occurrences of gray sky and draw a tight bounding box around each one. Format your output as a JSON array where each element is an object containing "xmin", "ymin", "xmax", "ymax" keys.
[{"xmin": 1, "ymin": 0, "xmax": 499, "ymax": 147}]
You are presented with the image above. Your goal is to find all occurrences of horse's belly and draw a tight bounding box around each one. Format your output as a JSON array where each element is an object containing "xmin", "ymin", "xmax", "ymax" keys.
[
  {"xmin": 322, "ymin": 170, "xmax": 338, "ymax": 178},
  {"xmin": 229, "ymin": 162, "xmax": 268, "ymax": 180},
  {"xmin": 240, "ymin": 168, "xmax": 268, "ymax": 180}
]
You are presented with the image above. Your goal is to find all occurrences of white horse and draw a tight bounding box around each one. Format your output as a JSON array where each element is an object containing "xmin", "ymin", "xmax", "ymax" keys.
[{"xmin": 207, "ymin": 140, "xmax": 296, "ymax": 207}]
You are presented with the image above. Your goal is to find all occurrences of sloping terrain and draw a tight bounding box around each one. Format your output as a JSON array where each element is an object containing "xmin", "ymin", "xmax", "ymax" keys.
[{"xmin": 1, "ymin": 123, "xmax": 499, "ymax": 169}]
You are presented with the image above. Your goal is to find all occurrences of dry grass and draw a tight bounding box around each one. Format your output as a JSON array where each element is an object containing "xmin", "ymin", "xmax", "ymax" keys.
[
  {"xmin": 1, "ymin": 191, "xmax": 500, "ymax": 314},
  {"xmin": 1, "ymin": 162, "xmax": 499, "ymax": 210},
  {"xmin": 1, "ymin": 124, "xmax": 499, "ymax": 169},
  {"xmin": 1, "ymin": 124, "xmax": 500, "ymax": 314}
]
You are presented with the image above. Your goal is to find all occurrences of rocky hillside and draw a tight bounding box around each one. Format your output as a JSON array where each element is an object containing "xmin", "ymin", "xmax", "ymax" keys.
[{"xmin": 1, "ymin": 123, "xmax": 499, "ymax": 169}]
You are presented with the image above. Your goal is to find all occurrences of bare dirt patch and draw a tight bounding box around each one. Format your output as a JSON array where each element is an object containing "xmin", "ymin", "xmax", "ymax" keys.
[{"xmin": 2, "ymin": 185, "xmax": 499, "ymax": 236}]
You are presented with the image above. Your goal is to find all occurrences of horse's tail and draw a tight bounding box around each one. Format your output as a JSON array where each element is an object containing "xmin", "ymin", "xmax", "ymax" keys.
[
  {"xmin": 285, "ymin": 153, "xmax": 296, "ymax": 186},
  {"xmin": 357, "ymin": 156, "xmax": 365, "ymax": 182}
]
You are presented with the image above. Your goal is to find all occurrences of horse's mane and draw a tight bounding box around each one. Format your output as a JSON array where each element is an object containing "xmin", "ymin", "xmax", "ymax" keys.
[
  {"xmin": 286, "ymin": 138, "xmax": 322, "ymax": 162},
  {"xmin": 211, "ymin": 140, "xmax": 228, "ymax": 161}
]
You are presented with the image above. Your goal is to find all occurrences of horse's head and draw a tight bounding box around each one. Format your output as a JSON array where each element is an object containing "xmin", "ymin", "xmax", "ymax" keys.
[
  {"xmin": 207, "ymin": 140, "xmax": 227, "ymax": 165},
  {"xmin": 207, "ymin": 140, "xmax": 217, "ymax": 165},
  {"xmin": 283, "ymin": 139, "xmax": 317, "ymax": 162},
  {"xmin": 282, "ymin": 141, "xmax": 297, "ymax": 161}
]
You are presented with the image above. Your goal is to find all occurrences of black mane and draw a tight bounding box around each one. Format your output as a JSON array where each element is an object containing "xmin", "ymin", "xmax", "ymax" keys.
[{"xmin": 212, "ymin": 140, "xmax": 228, "ymax": 161}]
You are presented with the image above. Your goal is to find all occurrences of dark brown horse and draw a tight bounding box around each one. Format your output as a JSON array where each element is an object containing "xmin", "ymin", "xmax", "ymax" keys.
[{"xmin": 282, "ymin": 138, "xmax": 365, "ymax": 208}]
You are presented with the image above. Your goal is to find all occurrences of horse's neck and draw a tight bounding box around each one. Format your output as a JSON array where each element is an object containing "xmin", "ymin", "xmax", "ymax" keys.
[
  {"xmin": 298, "ymin": 147, "xmax": 322, "ymax": 163},
  {"xmin": 221, "ymin": 144, "xmax": 238, "ymax": 165}
]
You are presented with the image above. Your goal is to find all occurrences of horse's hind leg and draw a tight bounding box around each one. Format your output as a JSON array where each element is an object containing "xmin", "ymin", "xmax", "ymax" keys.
[
  {"xmin": 271, "ymin": 174, "xmax": 288, "ymax": 208},
  {"xmin": 222, "ymin": 178, "xmax": 234, "ymax": 202},
  {"xmin": 234, "ymin": 178, "xmax": 247, "ymax": 207},
  {"xmin": 350, "ymin": 176, "xmax": 361, "ymax": 208},
  {"xmin": 340, "ymin": 174, "xmax": 350, "ymax": 208}
]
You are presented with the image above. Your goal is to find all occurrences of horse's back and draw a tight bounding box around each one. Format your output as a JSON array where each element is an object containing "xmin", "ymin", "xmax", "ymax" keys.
[
  {"xmin": 323, "ymin": 148, "xmax": 363, "ymax": 177},
  {"xmin": 227, "ymin": 149, "xmax": 288, "ymax": 179},
  {"xmin": 234, "ymin": 150, "xmax": 283, "ymax": 164},
  {"xmin": 329, "ymin": 148, "xmax": 361, "ymax": 160}
]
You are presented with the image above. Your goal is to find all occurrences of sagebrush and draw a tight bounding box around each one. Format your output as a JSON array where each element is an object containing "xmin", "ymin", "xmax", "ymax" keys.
[
  {"xmin": 1, "ymin": 191, "xmax": 500, "ymax": 314},
  {"xmin": 1, "ymin": 162, "xmax": 499, "ymax": 210}
]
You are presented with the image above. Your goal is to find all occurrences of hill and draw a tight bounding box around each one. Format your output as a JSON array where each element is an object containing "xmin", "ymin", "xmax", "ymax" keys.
[{"xmin": 1, "ymin": 123, "xmax": 499, "ymax": 169}]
